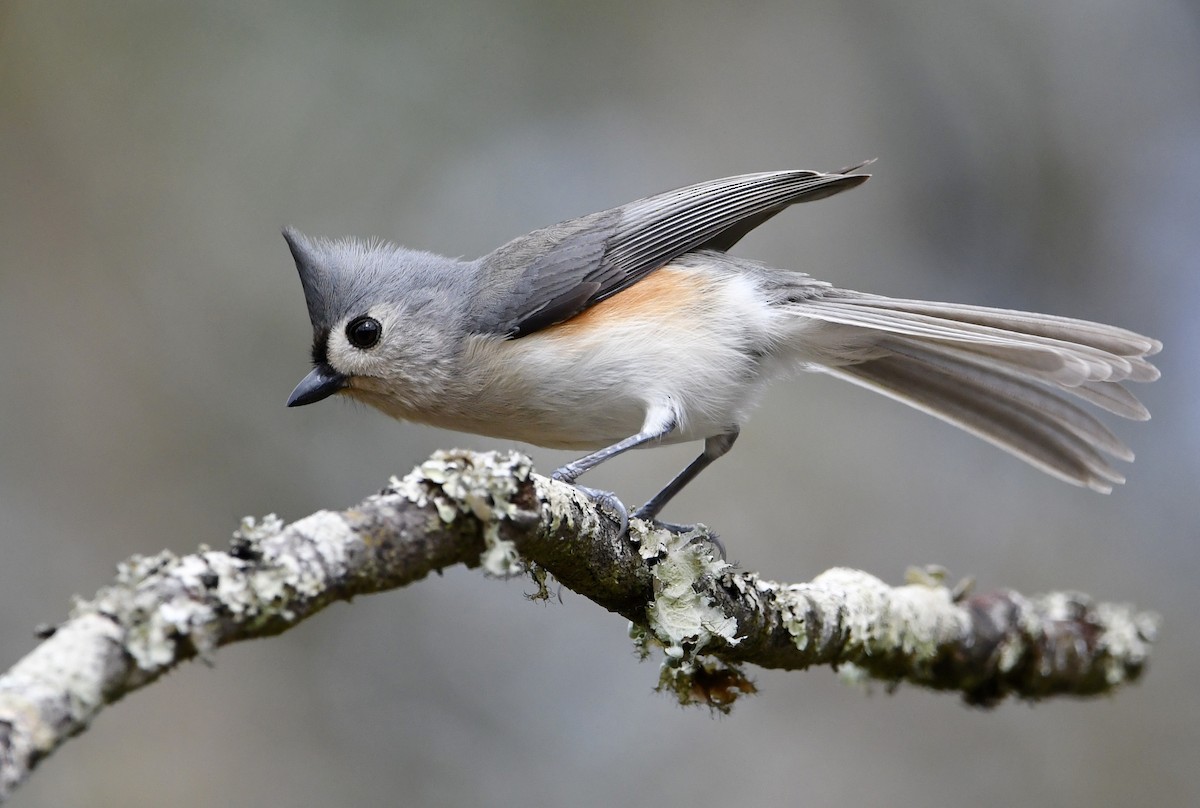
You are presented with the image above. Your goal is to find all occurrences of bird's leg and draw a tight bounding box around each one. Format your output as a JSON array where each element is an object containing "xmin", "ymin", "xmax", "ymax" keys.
[
  {"xmin": 552, "ymin": 414, "xmax": 678, "ymax": 534},
  {"xmin": 634, "ymin": 429, "xmax": 740, "ymax": 522}
]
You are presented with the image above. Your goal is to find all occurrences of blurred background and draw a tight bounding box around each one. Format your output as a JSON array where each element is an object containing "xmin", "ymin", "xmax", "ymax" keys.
[{"xmin": 1, "ymin": 1, "xmax": 1197, "ymax": 805}]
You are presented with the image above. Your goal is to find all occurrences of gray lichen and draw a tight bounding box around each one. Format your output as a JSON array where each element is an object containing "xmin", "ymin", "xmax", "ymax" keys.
[
  {"xmin": 391, "ymin": 450, "xmax": 532, "ymax": 576},
  {"xmin": 0, "ymin": 448, "xmax": 1162, "ymax": 801},
  {"xmin": 635, "ymin": 524, "xmax": 739, "ymax": 659},
  {"xmin": 772, "ymin": 567, "xmax": 968, "ymax": 672},
  {"xmin": 626, "ymin": 523, "xmax": 750, "ymax": 707}
]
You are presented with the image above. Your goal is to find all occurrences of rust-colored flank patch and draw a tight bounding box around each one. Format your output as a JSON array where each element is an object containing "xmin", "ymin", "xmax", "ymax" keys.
[{"xmin": 543, "ymin": 267, "xmax": 704, "ymax": 337}]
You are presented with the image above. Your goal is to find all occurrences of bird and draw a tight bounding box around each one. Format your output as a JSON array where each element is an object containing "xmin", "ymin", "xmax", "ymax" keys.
[{"xmin": 283, "ymin": 166, "xmax": 1160, "ymax": 528}]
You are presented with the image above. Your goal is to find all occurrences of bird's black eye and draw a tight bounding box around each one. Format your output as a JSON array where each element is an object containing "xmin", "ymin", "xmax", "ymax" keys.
[{"xmin": 345, "ymin": 315, "xmax": 382, "ymax": 349}]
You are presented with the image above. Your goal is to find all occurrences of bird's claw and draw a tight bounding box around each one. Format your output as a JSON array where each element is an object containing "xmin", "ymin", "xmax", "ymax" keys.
[
  {"xmin": 573, "ymin": 485, "xmax": 630, "ymax": 536},
  {"xmin": 561, "ymin": 484, "xmax": 726, "ymax": 559},
  {"xmin": 633, "ymin": 515, "xmax": 727, "ymax": 560}
]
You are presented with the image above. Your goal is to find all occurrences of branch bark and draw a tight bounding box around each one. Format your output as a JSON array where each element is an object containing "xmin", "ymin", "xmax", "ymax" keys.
[{"xmin": 0, "ymin": 449, "xmax": 1159, "ymax": 800}]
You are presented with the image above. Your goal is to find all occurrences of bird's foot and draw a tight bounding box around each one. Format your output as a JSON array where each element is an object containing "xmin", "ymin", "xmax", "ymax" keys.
[
  {"xmin": 570, "ymin": 485, "xmax": 630, "ymax": 536},
  {"xmin": 633, "ymin": 515, "xmax": 726, "ymax": 560}
]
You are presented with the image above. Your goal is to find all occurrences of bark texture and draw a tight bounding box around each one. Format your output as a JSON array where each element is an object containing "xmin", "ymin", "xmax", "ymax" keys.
[{"xmin": 0, "ymin": 450, "xmax": 1159, "ymax": 801}]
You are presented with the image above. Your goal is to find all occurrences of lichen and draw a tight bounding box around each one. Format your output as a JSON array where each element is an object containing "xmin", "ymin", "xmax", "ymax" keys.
[
  {"xmin": 776, "ymin": 567, "xmax": 968, "ymax": 678},
  {"xmin": 541, "ymin": 481, "xmax": 603, "ymax": 536},
  {"xmin": 1095, "ymin": 603, "xmax": 1159, "ymax": 685},
  {"xmin": 269, "ymin": 511, "xmax": 347, "ymax": 598},
  {"xmin": 637, "ymin": 525, "xmax": 738, "ymax": 657},
  {"xmin": 232, "ymin": 513, "xmax": 284, "ymax": 542},
  {"xmin": 628, "ymin": 622, "xmax": 653, "ymax": 661},
  {"xmin": 393, "ymin": 450, "xmax": 531, "ymax": 577},
  {"xmin": 629, "ymin": 523, "xmax": 741, "ymax": 708}
]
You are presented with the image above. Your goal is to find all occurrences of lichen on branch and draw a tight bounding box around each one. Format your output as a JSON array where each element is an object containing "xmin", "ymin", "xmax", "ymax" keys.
[{"xmin": 0, "ymin": 449, "xmax": 1160, "ymax": 801}]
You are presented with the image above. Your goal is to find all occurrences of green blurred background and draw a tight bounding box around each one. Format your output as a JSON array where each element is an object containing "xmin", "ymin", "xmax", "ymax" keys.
[{"xmin": 2, "ymin": 2, "xmax": 1197, "ymax": 805}]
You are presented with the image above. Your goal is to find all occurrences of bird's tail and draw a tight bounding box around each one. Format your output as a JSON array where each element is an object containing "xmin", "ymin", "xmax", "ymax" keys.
[{"xmin": 788, "ymin": 292, "xmax": 1161, "ymax": 492}]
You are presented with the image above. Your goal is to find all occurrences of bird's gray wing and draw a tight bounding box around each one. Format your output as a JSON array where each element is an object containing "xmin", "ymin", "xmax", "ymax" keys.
[{"xmin": 474, "ymin": 167, "xmax": 870, "ymax": 337}]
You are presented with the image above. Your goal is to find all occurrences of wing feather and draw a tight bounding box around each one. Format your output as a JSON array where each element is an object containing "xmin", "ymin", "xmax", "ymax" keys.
[{"xmin": 476, "ymin": 168, "xmax": 869, "ymax": 336}]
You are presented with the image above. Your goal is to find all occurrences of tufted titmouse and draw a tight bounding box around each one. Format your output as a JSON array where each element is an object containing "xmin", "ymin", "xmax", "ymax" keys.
[{"xmin": 284, "ymin": 167, "xmax": 1160, "ymax": 525}]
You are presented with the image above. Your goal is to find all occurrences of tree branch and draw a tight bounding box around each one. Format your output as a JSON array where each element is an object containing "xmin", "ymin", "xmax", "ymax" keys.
[{"xmin": 0, "ymin": 449, "xmax": 1159, "ymax": 800}]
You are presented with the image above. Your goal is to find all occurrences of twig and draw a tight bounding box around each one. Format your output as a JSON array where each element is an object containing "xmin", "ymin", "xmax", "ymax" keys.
[{"xmin": 0, "ymin": 449, "xmax": 1159, "ymax": 801}]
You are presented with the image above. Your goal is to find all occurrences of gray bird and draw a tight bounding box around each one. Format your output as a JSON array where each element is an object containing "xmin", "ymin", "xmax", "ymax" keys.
[{"xmin": 284, "ymin": 167, "xmax": 1160, "ymax": 526}]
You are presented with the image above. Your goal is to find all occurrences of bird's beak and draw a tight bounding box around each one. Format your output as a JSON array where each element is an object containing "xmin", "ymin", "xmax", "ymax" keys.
[{"xmin": 287, "ymin": 364, "xmax": 348, "ymax": 407}]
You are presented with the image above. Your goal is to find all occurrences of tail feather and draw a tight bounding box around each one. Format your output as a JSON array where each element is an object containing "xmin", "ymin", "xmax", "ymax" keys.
[
  {"xmin": 874, "ymin": 337, "xmax": 1150, "ymax": 419},
  {"xmin": 1072, "ymin": 379, "xmax": 1151, "ymax": 420},
  {"xmin": 800, "ymin": 299, "xmax": 1155, "ymax": 385},
  {"xmin": 842, "ymin": 294, "xmax": 1162, "ymax": 358},
  {"xmin": 792, "ymin": 294, "xmax": 1159, "ymax": 491},
  {"xmin": 818, "ymin": 353, "xmax": 1126, "ymax": 492},
  {"xmin": 875, "ymin": 340, "xmax": 1134, "ymax": 459}
]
